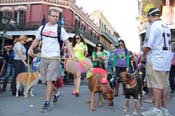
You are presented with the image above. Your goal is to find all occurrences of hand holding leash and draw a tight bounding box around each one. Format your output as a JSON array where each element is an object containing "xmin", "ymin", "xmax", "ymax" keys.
[{"xmin": 28, "ymin": 48, "xmax": 33, "ymax": 57}]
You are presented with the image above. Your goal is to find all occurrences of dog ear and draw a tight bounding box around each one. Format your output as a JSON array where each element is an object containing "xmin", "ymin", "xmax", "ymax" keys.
[{"xmin": 126, "ymin": 73, "xmax": 131, "ymax": 78}]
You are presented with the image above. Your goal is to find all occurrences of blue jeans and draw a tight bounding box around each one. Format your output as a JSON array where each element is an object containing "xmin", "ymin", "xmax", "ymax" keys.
[
  {"xmin": 12, "ymin": 60, "xmax": 26, "ymax": 95},
  {"xmin": 4, "ymin": 63, "xmax": 15, "ymax": 81}
]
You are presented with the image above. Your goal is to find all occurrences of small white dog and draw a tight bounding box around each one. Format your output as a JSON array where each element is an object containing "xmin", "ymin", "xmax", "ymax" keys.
[{"xmin": 16, "ymin": 71, "xmax": 41, "ymax": 97}]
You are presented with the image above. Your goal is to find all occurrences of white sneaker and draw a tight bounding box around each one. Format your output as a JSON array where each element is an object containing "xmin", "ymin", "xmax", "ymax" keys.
[
  {"xmin": 133, "ymin": 111, "xmax": 137, "ymax": 115},
  {"xmin": 161, "ymin": 108, "xmax": 173, "ymax": 116},
  {"xmin": 141, "ymin": 108, "xmax": 163, "ymax": 116}
]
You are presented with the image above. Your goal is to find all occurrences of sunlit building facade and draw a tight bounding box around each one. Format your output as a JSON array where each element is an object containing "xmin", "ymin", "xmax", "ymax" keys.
[{"xmin": 0, "ymin": 0, "xmax": 118, "ymax": 54}]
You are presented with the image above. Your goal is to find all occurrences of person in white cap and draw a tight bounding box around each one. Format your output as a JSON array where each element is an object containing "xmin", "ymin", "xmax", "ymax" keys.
[{"xmin": 141, "ymin": 8, "xmax": 173, "ymax": 116}]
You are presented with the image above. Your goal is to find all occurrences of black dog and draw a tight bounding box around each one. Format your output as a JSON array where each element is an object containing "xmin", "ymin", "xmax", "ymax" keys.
[
  {"xmin": 119, "ymin": 72, "xmax": 143, "ymax": 115},
  {"xmin": 107, "ymin": 73, "xmax": 116, "ymax": 90}
]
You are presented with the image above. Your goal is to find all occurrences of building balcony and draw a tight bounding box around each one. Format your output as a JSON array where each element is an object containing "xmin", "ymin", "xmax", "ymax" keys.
[
  {"xmin": 0, "ymin": 22, "xmax": 100, "ymax": 45},
  {"xmin": 101, "ymin": 31, "xmax": 116, "ymax": 44},
  {"xmin": 0, "ymin": 0, "xmax": 72, "ymax": 5},
  {"xmin": 64, "ymin": 26, "xmax": 100, "ymax": 45}
]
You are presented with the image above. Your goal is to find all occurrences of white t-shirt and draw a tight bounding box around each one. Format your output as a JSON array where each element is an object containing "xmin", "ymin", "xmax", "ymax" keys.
[
  {"xmin": 144, "ymin": 23, "xmax": 152, "ymax": 63},
  {"xmin": 35, "ymin": 23, "xmax": 68, "ymax": 57},
  {"xmin": 143, "ymin": 20, "xmax": 173, "ymax": 71}
]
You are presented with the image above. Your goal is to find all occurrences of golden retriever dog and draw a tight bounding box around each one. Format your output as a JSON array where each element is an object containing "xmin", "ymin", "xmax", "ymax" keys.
[
  {"xmin": 16, "ymin": 71, "xmax": 41, "ymax": 97},
  {"xmin": 86, "ymin": 68, "xmax": 114, "ymax": 111},
  {"xmin": 119, "ymin": 72, "xmax": 143, "ymax": 115}
]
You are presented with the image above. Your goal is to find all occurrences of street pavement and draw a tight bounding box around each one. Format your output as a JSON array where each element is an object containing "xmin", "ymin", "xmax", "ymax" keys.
[{"xmin": 0, "ymin": 81, "xmax": 175, "ymax": 116}]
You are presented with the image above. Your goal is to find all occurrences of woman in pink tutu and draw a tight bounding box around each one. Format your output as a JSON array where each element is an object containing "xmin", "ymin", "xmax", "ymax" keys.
[{"xmin": 66, "ymin": 34, "xmax": 92, "ymax": 96}]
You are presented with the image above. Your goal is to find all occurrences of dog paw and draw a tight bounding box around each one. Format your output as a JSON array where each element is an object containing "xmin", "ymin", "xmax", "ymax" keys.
[
  {"xmin": 133, "ymin": 111, "xmax": 137, "ymax": 115},
  {"xmin": 98, "ymin": 103, "xmax": 102, "ymax": 107},
  {"xmin": 90, "ymin": 108, "xmax": 95, "ymax": 111},
  {"xmin": 140, "ymin": 106, "xmax": 144, "ymax": 110},
  {"xmin": 86, "ymin": 100, "xmax": 91, "ymax": 104},
  {"xmin": 24, "ymin": 94, "xmax": 28, "ymax": 98},
  {"xmin": 124, "ymin": 112, "xmax": 129, "ymax": 116}
]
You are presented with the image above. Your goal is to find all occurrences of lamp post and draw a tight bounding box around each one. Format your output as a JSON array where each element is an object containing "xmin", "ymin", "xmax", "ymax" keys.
[
  {"xmin": 1, "ymin": 30, "xmax": 6, "ymax": 55},
  {"xmin": 1, "ymin": 16, "xmax": 8, "ymax": 55}
]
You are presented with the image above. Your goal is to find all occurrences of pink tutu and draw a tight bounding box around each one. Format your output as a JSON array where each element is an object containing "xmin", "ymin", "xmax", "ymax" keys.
[{"xmin": 66, "ymin": 58, "xmax": 93, "ymax": 75}]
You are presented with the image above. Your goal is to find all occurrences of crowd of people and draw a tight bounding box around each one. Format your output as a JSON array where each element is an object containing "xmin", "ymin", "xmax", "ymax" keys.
[{"xmin": 0, "ymin": 8, "xmax": 175, "ymax": 116}]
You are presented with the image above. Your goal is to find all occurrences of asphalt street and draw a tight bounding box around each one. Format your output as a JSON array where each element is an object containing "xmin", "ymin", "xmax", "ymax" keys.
[{"xmin": 0, "ymin": 82, "xmax": 175, "ymax": 116}]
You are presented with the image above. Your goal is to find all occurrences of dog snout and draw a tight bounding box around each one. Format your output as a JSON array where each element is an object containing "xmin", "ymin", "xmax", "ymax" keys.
[
  {"xmin": 107, "ymin": 100, "xmax": 114, "ymax": 106},
  {"xmin": 110, "ymin": 101, "xmax": 114, "ymax": 106}
]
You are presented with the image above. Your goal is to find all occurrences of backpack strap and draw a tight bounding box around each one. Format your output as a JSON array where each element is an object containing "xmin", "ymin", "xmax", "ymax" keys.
[
  {"xmin": 40, "ymin": 24, "xmax": 46, "ymax": 41},
  {"xmin": 57, "ymin": 25, "xmax": 62, "ymax": 48},
  {"xmin": 40, "ymin": 24, "xmax": 62, "ymax": 47}
]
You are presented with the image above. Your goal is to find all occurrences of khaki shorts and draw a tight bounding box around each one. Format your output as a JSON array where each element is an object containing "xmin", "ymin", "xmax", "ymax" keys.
[
  {"xmin": 40, "ymin": 57, "xmax": 59, "ymax": 83},
  {"xmin": 146, "ymin": 62, "xmax": 169, "ymax": 89}
]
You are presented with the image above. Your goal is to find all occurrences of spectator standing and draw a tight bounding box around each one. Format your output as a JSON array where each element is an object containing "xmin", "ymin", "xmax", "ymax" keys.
[
  {"xmin": 92, "ymin": 43, "xmax": 106, "ymax": 69},
  {"xmin": 12, "ymin": 35, "xmax": 27, "ymax": 96},
  {"xmin": 141, "ymin": 8, "xmax": 173, "ymax": 116},
  {"xmin": 2, "ymin": 45, "xmax": 15, "ymax": 92},
  {"xmin": 107, "ymin": 43, "xmax": 116, "ymax": 90},
  {"xmin": 169, "ymin": 50, "xmax": 175, "ymax": 95},
  {"xmin": 113, "ymin": 39, "xmax": 130, "ymax": 96},
  {"xmin": 41, "ymin": 15, "xmax": 46, "ymax": 25}
]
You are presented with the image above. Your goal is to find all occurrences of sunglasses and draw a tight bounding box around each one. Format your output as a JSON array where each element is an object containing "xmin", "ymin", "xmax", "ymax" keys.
[
  {"xmin": 50, "ymin": 15, "xmax": 58, "ymax": 18},
  {"xmin": 75, "ymin": 37, "xmax": 80, "ymax": 39},
  {"xmin": 21, "ymin": 39, "xmax": 26, "ymax": 42},
  {"xmin": 119, "ymin": 44, "xmax": 123, "ymax": 46}
]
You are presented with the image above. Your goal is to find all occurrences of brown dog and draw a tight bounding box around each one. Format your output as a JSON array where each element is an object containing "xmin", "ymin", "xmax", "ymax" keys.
[
  {"xmin": 86, "ymin": 68, "xmax": 114, "ymax": 111},
  {"xmin": 119, "ymin": 72, "xmax": 143, "ymax": 115},
  {"xmin": 16, "ymin": 71, "xmax": 41, "ymax": 97}
]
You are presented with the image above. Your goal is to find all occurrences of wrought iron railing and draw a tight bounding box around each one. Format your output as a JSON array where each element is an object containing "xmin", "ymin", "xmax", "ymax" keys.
[{"xmin": 0, "ymin": 22, "xmax": 100, "ymax": 44}]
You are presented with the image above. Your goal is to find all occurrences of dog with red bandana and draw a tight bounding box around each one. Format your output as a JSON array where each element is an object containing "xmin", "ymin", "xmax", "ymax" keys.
[{"xmin": 86, "ymin": 68, "xmax": 114, "ymax": 111}]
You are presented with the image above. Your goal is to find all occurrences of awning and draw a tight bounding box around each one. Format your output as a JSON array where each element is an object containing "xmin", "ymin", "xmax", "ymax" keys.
[{"xmin": 0, "ymin": 31, "xmax": 96, "ymax": 47}]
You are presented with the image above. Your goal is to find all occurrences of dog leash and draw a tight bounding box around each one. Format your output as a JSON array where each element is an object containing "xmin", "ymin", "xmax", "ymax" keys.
[
  {"xmin": 25, "ymin": 53, "xmax": 75, "ymax": 97},
  {"xmin": 32, "ymin": 53, "xmax": 74, "ymax": 60},
  {"xmin": 25, "ymin": 53, "xmax": 92, "ymax": 96},
  {"xmin": 25, "ymin": 55, "xmax": 32, "ymax": 97}
]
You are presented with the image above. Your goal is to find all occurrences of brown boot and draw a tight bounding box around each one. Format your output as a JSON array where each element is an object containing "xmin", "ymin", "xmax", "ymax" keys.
[{"xmin": 2, "ymin": 80, "xmax": 8, "ymax": 91}]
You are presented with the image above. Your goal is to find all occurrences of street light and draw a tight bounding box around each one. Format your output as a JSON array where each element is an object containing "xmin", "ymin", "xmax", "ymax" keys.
[
  {"xmin": 1, "ymin": 30, "xmax": 6, "ymax": 55},
  {"xmin": 1, "ymin": 15, "xmax": 9, "ymax": 55}
]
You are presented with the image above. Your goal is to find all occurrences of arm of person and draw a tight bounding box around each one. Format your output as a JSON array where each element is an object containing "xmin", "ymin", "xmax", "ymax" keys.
[
  {"xmin": 17, "ymin": 50, "xmax": 27, "ymax": 66},
  {"xmin": 92, "ymin": 52, "xmax": 98, "ymax": 61},
  {"xmin": 130, "ymin": 60, "xmax": 135, "ymax": 71},
  {"xmin": 141, "ymin": 47, "xmax": 151, "ymax": 61},
  {"xmin": 28, "ymin": 39, "xmax": 40, "ymax": 56},
  {"xmin": 102, "ymin": 51, "xmax": 106, "ymax": 61},
  {"xmin": 64, "ymin": 39, "xmax": 76, "ymax": 59},
  {"xmin": 84, "ymin": 44, "xmax": 88, "ymax": 57}
]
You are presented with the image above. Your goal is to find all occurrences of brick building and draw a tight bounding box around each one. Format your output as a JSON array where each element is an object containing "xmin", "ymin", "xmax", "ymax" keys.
[{"xmin": 0, "ymin": 0, "xmax": 118, "ymax": 54}]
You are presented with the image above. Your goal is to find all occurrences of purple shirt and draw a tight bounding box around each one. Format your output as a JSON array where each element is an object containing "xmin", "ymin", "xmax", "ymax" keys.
[{"xmin": 115, "ymin": 49, "xmax": 127, "ymax": 67}]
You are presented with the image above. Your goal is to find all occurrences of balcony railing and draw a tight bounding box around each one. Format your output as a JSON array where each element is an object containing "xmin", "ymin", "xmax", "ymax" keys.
[
  {"xmin": 101, "ymin": 31, "xmax": 115, "ymax": 43},
  {"xmin": 0, "ymin": 0, "xmax": 71, "ymax": 5},
  {"xmin": 0, "ymin": 22, "xmax": 100, "ymax": 44}
]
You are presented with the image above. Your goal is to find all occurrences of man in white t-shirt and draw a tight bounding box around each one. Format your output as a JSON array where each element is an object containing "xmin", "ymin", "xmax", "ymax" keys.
[
  {"xmin": 28, "ymin": 9, "xmax": 76, "ymax": 112},
  {"xmin": 141, "ymin": 8, "xmax": 173, "ymax": 116}
]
